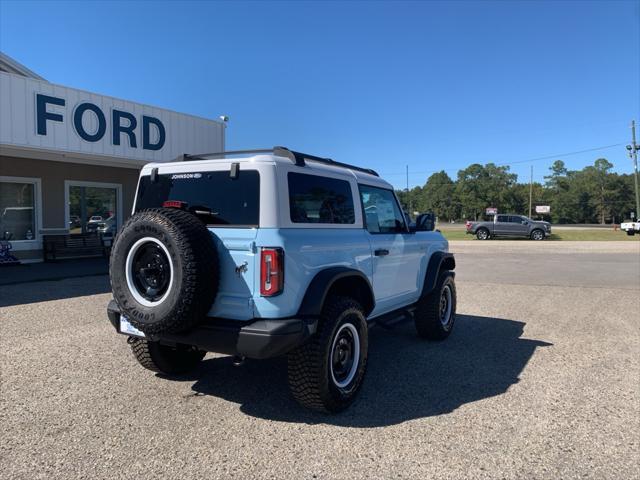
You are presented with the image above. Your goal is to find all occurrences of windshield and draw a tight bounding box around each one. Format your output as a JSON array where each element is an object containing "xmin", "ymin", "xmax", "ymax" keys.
[{"xmin": 135, "ymin": 170, "xmax": 260, "ymax": 227}]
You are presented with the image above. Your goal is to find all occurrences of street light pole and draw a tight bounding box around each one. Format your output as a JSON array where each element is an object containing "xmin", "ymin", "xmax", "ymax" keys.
[
  {"xmin": 627, "ymin": 120, "xmax": 640, "ymax": 221},
  {"xmin": 528, "ymin": 165, "xmax": 533, "ymax": 218},
  {"xmin": 406, "ymin": 164, "xmax": 412, "ymax": 216}
]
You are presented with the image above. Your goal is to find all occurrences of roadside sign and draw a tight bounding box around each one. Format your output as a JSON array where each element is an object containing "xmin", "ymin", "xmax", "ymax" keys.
[
  {"xmin": 536, "ymin": 205, "xmax": 551, "ymax": 214},
  {"xmin": 485, "ymin": 207, "xmax": 498, "ymax": 215}
]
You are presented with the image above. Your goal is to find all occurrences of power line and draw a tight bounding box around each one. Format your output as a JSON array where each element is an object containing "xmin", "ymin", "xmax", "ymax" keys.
[{"xmin": 381, "ymin": 142, "xmax": 626, "ymax": 177}]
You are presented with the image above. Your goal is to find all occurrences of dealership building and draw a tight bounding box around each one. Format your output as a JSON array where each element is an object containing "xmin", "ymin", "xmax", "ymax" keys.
[{"xmin": 0, "ymin": 52, "xmax": 225, "ymax": 262}]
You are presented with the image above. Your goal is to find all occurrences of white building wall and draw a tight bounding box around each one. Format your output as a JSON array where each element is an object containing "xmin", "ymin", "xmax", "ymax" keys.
[{"xmin": 0, "ymin": 71, "xmax": 224, "ymax": 165}]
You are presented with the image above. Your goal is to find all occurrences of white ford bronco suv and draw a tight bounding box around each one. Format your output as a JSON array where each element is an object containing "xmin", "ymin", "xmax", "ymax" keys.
[{"xmin": 107, "ymin": 147, "xmax": 457, "ymax": 412}]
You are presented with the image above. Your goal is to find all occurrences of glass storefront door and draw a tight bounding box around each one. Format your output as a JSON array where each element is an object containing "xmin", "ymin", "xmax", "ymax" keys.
[{"xmin": 68, "ymin": 185, "xmax": 118, "ymax": 236}]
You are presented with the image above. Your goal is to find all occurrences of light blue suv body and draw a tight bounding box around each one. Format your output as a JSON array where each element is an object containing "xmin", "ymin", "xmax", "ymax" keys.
[
  {"xmin": 107, "ymin": 147, "xmax": 456, "ymax": 411},
  {"xmin": 208, "ymin": 223, "xmax": 448, "ymax": 321}
]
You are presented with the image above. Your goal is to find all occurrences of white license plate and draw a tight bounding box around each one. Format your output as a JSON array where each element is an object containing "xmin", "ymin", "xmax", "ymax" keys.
[{"xmin": 120, "ymin": 316, "xmax": 145, "ymax": 338}]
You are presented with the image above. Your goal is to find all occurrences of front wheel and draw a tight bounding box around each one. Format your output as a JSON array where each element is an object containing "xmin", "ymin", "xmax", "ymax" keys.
[
  {"xmin": 476, "ymin": 228, "xmax": 490, "ymax": 240},
  {"xmin": 287, "ymin": 296, "xmax": 368, "ymax": 413},
  {"xmin": 530, "ymin": 229, "xmax": 545, "ymax": 241},
  {"xmin": 129, "ymin": 338, "xmax": 206, "ymax": 374},
  {"xmin": 414, "ymin": 272, "xmax": 457, "ymax": 340}
]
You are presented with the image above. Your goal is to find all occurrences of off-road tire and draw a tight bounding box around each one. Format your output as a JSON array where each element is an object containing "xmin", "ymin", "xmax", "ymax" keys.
[
  {"xmin": 129, "ymin": 338, "xmax": 206, "ymax": 374},
  {"xmin": 110, "ymin": 208, "xmax": 219, "ymax": 335},
  {"xmin": 626, "ymin": 230, "xmax": 635, "ymax": 236},
  {"xmin": 530, "ymin": 229, "xmax": 545, "ymax": 241},
  {"xmin": 414, "ymin": 272, "xmax": 456, "ymax": 340},
  {"xmin": 476, "ymin": 228, "xmax": 490, "ymax": 240},
  {"xmin": 287, "ymin": 296, "xmax": 368, "ymax": 413}
]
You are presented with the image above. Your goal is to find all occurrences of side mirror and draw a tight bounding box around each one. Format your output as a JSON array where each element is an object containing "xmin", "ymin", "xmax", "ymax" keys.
[{"xmin": 414, "ymin": 212, "xmax": 435, "ymax": 232}]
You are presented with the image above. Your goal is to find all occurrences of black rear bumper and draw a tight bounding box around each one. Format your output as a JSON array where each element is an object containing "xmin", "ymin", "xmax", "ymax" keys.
[{"xmin": 107, "ymin": 300, "xmax": 317, "ymax": 359}]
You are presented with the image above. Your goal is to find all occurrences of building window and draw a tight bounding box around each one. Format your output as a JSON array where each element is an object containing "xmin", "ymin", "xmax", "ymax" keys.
[
  {"xmin": 65, "ymin": 181, "xmax": 122, "ymax": 236},
  {"xmin": 0, "ymin": 179, "xmax": 37, "ymax": 241}
]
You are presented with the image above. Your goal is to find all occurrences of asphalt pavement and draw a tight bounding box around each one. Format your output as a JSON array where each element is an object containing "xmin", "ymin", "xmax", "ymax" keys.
[{"xmin": 0, "ymin": 242, "xmax": 638, "ymax": 479}]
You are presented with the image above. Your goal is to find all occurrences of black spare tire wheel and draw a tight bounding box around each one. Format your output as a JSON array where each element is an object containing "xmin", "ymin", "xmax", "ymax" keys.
[{"xmin": 109, "ymin": 208, "xmax": 219, "ymax": 335}]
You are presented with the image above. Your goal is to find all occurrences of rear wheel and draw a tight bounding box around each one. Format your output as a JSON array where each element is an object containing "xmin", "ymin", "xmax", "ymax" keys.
[
  {"xmin": 414, "ymin": 272, "xmax": 457, "ymax": 340},
  {"xmin": 626, "ymin": 230, "xmax": 635, "ymax": 236},
  {"xmin": 287, "ymin": 296, "xmax": 368, "ymax": 413},
  {"xmin": 530, "ymin": 229, "xmax": 545, "ymax": 241},
  {"xmin": 476, "ymin": 228, "xmax": 490, "ymax": 240},
  {"xmin": 129, "ymin": 338, "xmax": 206, "ymax": 374}
]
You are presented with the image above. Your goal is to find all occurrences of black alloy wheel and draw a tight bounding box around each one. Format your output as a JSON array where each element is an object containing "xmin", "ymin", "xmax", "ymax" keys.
[{"xmin": 131, "ymin": 241, "xmax": 172, "ymax": 302}]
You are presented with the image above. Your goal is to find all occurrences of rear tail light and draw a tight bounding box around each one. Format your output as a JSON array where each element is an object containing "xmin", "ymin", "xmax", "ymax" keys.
[
  {"xmin": 162, "ymin": 200, "xmax": 187, "ymax": 209},
  {"xmin": 260, "ymin": 248, "xmax": 284, "ymax": 296},
  {"xmin": 465, "ymin": 221, "xmax": 472, "ymax": 230}
]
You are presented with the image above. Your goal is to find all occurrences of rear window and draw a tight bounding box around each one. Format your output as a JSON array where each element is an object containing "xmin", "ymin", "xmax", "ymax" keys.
[
  {"xmin": 288, "ymin": 172, "xmax": 355, "ymax": 224},
  {"xmin": 135, "ymin": 170, "xmax": 260, "ymax": 226}
]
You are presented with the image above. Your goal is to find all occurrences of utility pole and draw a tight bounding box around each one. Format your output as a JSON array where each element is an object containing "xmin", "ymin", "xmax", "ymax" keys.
[
  {"xmin": 405, "ymin": 165, "xmax": 411, "ymax": 216},
  {"xmin": 627, "ymin": 120, "xmax": 640, "ymax": 220},
  {"xmin": 528, "ymin": 165, "xmax": 533, "ymax": 218},
  {"xmin": 406, "ymin": 165, "xmax": 409, "ymax": 192}
]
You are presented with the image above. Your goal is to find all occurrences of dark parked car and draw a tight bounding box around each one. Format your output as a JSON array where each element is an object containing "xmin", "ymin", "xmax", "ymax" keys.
[{"xmin": 466, "ymin": 214, "xmax": 551, "ymax": 240}]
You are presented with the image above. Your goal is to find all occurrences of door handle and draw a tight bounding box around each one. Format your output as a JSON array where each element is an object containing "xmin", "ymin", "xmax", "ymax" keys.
[{"xmin": 374, "ymin": 249, "xmax": 389, "ymax": 256}]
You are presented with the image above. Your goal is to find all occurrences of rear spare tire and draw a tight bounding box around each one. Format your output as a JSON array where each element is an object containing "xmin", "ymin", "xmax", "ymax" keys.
[{"xmin": 110, "ymin": 208, "xmax": 219, "ymax": 335}]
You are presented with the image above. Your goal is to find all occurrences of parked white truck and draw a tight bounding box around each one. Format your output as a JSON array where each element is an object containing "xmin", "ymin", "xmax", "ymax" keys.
[{"xmin": 620, "ymin": 220, "xmax": 640, "ymax": 236}]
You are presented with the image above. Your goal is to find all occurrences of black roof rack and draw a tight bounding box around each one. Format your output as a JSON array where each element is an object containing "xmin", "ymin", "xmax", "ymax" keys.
[{"xmin": 174, "ymin": 146, "xmax": 379, "ymax": 177}]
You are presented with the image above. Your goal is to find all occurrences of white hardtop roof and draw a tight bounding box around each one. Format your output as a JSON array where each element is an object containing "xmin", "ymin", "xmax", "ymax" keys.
[{"xmin": 143, "ymin": 152, "xmax": 393, "ymax": 189}]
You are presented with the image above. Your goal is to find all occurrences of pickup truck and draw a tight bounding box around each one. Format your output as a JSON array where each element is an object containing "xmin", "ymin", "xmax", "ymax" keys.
[
  {"xmin": 620, "ymin": 220, "xmax": 640, "ymax": 236},
  {"xmin": 466, "ymin": 214, "xmax": 551, "ymax": 240}
]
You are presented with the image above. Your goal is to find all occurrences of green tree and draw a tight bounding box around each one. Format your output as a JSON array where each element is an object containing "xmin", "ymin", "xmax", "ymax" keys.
[
  {"xmin": 544, "ymin": 160, "xmax": 575, "ymax": 223},
  {"xmin": 396, "ymin": 186, "xmax": 425, "ymax": 218},
  {"xmin": 422, "ymin": 171, "xmax": 458, "ymax": 221},
  {"xmin": 396, "ymin": 156, "xmax": 636, "ymax": 225},
  {"xmin": 455, "ymin": 163, "xmax": 517, "ymax": 220},
  {"xmin": 544, "ymin": 160, "xmax": 568, "ymax": 190},
  {"xmin": 583, "ymin": 158, "xmax": 615, "ymax": 224}
]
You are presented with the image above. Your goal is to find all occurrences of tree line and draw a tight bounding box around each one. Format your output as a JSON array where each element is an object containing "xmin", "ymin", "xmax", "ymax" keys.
[{"xmin": 396, "ymin": 158, "xmax": 637, "ymax": 224}]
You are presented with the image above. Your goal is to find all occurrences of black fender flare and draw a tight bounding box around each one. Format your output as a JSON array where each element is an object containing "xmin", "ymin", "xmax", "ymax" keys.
[
  {"xmin": 297, "ymin": 266, "xmax": 375, "ymax": 318},
  {"xmin": 420, "ymin": 251, "xmax": 456, "ymax": 298}
]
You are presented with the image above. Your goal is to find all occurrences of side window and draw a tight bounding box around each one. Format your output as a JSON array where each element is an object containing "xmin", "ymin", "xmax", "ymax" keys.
[
  {"xmin": 288, "ymin": 172, "xmax": 355, "ymax": 224},
  {"xmin": 359, "ymin": 184, "xmax": 406, "ymax": 234},
  {"xmin": 509, "ymin": 216, "xmax": 523, "ymax": 223},
  {"xmin": 496, "ymin": 215, "xmax": 508, "ymax": 223}
]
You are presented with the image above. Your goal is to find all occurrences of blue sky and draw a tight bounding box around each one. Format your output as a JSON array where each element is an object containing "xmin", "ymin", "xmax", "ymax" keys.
[{"xmin": 0, "ymin": 0, "xmax": 638, "ymax": 188}]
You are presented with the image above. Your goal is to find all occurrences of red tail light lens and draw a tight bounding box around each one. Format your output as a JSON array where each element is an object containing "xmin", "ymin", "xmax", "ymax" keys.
[
  {"xmin": 260, "ymin": 248, "xmax": 284, "ymax": 296},
  {"xmin": 162, "ymin": 200, "xmax": 187, "ymax": 209}
]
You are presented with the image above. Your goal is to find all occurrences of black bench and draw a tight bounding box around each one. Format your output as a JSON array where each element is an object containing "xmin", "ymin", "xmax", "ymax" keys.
[{"xmin": 43, "ymin": 233, "xmax": 108, "ymax": 262}]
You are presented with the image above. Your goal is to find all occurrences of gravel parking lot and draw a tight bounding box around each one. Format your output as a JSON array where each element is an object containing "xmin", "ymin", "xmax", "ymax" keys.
[{"xmin": 1, "ymin": 242, "xmax": 639, "ymax": 479}]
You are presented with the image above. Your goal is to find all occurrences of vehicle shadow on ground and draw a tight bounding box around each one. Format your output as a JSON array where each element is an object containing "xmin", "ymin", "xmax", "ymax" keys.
[
  {"xmin": 187, "ymin": 314, "xmax": 552, "ymax": 427},
  {"xmin": 0, "ymin": 275, "xmax": 111, "ymax": 307}
]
